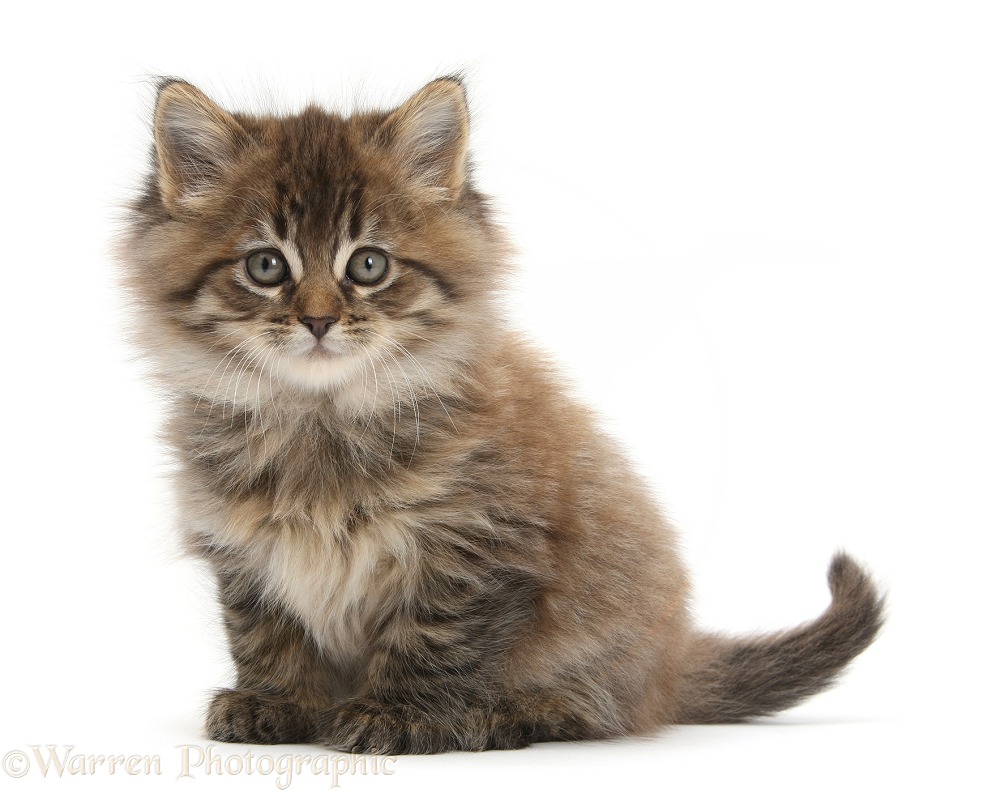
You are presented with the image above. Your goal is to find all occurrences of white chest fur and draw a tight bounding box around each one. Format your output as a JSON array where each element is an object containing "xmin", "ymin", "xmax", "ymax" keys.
[{"xmin": 188, "ymin": 496, "xmax": 418, "ymax": 666}]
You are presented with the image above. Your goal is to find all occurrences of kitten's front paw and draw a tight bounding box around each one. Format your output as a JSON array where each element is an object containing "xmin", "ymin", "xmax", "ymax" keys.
[
  {"xmin": 320, "ymin": 698, "xmax": 529, "ymax": 754},
  {"xmin": 321, "ymin": 699, "xmax": 451, "ymax": 754},
  {"xmin": 206, "ymin": 689, "xmax": 313, "ymax": 745}
]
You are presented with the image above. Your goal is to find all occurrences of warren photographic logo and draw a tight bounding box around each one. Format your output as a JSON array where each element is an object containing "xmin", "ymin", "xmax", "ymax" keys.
[{"xmin": 2, "ymin": 744, "xmax": 398, "ymax": 788}]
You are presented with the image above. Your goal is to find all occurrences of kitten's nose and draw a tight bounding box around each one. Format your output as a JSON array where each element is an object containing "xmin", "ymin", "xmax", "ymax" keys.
[{"xmin": 299, "ymin": 315, "xmax": 338, "ymax": 340}]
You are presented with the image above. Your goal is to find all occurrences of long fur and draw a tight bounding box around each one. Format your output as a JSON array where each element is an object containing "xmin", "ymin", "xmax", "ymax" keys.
[{"xmin": 119, "ymin": 77, "xmax": 884, "ymax": 754}]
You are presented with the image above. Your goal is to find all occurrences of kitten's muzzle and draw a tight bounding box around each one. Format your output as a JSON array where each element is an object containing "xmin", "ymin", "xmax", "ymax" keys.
[{"xmin": 299, "ymin": 316, "xmax": 338, "ymax": 340}]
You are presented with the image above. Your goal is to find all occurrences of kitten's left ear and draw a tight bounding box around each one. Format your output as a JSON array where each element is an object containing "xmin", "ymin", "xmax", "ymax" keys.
[
  {"xmin": 379, "ymin": 77, "xmax": 470, "ymax": 198},
  {"xmin": 153, "ymin": 80, "xmax": 248, "ymax": 212}
]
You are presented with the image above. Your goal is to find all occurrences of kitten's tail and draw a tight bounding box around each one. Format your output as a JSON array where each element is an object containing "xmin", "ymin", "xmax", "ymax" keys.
[{"xmin": 674, "ymin": 552, "xmax": 884, "ymax": 724}]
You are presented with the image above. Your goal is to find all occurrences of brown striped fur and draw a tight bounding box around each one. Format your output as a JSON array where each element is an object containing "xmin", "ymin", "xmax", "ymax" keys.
[{"xmin": 120, "ymin": 77, "xmax": 884, "ymax": 753}]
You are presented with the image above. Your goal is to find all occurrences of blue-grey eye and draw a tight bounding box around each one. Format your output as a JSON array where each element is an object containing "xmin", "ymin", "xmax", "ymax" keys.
[
  {"xmin": 346, "ymin": 248, "xmax": 389, "ymax": 285},
  {"xmin": 246, "ymin": 250, "xmax": 288, "ymax": 285}
]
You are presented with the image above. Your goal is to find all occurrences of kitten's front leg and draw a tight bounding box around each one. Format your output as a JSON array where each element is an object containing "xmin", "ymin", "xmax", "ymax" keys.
[
  {"xmin": 317, "ymin": 562, "xmax": 542, "ymax": 754},
  {"xmin": 205, "ymin": 566, "xmax": 335, "ymax": 745}
]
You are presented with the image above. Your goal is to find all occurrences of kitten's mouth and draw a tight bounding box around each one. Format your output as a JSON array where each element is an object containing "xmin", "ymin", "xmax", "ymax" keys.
[
  {"xmin": 304, "ymin": 347, "xmax": 342, "ymax": 362},
  {"xmin": 276, "ymin": 338, "xmax": 364, "ymax": 390},
  {"xmin": 302, "ymin": 338, "xmax": 349, "ymax": 360}
]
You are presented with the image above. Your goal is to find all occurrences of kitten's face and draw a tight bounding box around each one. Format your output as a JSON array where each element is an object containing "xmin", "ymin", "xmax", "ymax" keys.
[{"xmin": 127, "ymin": 79, "xmax": 499, "ymax": 403}]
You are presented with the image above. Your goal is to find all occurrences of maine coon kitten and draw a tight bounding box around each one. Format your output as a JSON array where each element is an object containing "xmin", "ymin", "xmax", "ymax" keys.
[{"xmin": 121, "ymin": 77, "xmax": 884, "ymax": 754}]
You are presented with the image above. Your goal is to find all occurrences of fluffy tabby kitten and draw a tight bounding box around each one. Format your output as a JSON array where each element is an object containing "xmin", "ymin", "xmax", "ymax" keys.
[{"xmin": 121, "ymin": 77, "xmax": 883, "ymax": 753}]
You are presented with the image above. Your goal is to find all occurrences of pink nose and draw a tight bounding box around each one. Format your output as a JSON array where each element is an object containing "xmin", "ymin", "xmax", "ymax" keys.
[{"xmin": 299, "ymin": 316, "xmax": 338, "ymax": 339}]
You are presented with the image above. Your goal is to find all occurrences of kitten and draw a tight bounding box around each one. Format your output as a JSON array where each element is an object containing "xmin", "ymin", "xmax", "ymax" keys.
[{"xmin": 121, "ymin": 77, "xmax": 883, "ymax": 753}]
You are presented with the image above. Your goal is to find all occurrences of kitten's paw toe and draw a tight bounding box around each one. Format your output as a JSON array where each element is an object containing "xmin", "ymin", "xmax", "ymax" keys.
[{"xmin": 206, "ymin": 689, "xmax": 312, "ymax": 745}]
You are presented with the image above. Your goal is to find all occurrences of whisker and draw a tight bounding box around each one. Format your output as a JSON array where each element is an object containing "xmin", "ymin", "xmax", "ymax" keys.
[
  {"xmin": 219, "ymin": 332, "xmax": 272, "ymax": 419},
  {"xmin": 252, "ymin": 346, "xmax": 281, "ymax": 467},
  {"xmin": 398, "ymin": 328, "xmax": 445, "ymax": 348},
  {"xmin": 358, "ymin": 349, "xmax": 380, "ymax": 443},
  {"xmin": 355, "ymin": 345, "xmax": 370, "ymax": 421},
  {"xmin": 194, "ymin": 331, "xmax": 272, "ymax": 447},
  {"xmin": 268, "ymin": 344, "xmax": 285, "ymax": 437},
  {"xmin": 193, "ymin": 330, "xmax": 265, "ymax": 418},
  {"xmin": 368, "ymin": 330, "xmax": 459, "ymax": 435},
  {"xmin": 369, "ymin": 347, "xmax": 400, "ymax": 464},
  {"xmin": 228, "ymin": 344, "xmax": 264, "ymax": 426},
  {"xmin": 380, "ymin": 347, "xmax": 420, "ymax": 467}
]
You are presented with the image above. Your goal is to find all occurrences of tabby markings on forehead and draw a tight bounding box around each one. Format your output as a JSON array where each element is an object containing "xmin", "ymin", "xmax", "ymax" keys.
[{"xmin": 327, "ymin": 179, "xmax": 367, "ymax": 246}]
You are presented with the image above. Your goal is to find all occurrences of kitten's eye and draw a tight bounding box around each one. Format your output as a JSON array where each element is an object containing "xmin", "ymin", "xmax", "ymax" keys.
[
  {"xmin": 246, "ymin": 250, "xmax": 288, "ymax": 286},
  {"xmin": 346, "ymin": 248, "xmax": 389, "ymax": 285}
]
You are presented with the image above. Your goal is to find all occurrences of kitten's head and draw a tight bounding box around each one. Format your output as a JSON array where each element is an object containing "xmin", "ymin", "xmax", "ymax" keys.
[{"xmin": 123, "ymin": 78, "xmax": 505, "ymax": 407}]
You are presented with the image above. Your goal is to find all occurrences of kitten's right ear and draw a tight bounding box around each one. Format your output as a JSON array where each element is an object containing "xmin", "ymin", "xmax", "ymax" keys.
[{"xmin": 153, "ymin": 80, "xmax": 247, "ymax": 212}]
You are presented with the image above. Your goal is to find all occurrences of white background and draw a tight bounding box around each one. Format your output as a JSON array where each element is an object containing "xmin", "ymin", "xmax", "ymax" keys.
[{"xmin": 1, "ymin": 1, "xmax": 989, "ymax": 790}]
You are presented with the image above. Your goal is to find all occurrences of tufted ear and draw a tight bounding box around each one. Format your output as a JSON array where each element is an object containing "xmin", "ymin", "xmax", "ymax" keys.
[
  {"xmin": 153, "ymin": 80, "xmax": 247, "ymax": 212},
  {"xmin": 380, "ymin": 77, "xmax": 470, "ymax": 198}
]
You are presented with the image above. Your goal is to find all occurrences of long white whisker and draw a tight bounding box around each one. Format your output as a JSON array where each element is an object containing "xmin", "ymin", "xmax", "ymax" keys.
[
  {"xmin": 253, "ymin": 346, "xmax": 280, "ymax": 466},
  {"xmin": 192, "ymin": 329, "xmax": 242, "ymax": 415},
  {"xmin": 227, "ymin": 339, "xmax": 275, "ymax": 478},
  {"xmin": 268, "ymin": 345, "xmax": 284, "ymax": 437},
  {"xmin": 381, "ymin": 347, "xmax": 420, "ymax": 467},
  {"xmin": 194, "ymin": 331, "xmax": 271, "ymax": 446},
  {"xmin": 231, "ymin": 346, "xmax": 259, "ymax": 418},
  {"xmin": 368, "ymin": 331, "xmax": 459, "ymax": 435},
  {"xmin": 369, "ymin": 347, "xmax": 399, "ymax": 463},
  {"xmin": 226, "ymin": 354, "xmax": 254, "ymax": 427},
  {"xmin": 217, "ymin": 332, "xmax": 272, "ymax": 420},
  {"xmin": 197, "ymin": 332, "xmax": 263, "ymax": 419},
  {"xmin": 359, "ymin": 349, "xmax": 379, "ymax": 443},
  {"xmin": 243, "ymin": 383, "xmax": 252, "ymax": 479},
  {"xmin": 399, "ymin": 329, "xmax": 445, "ymax": 348},
  {"xmin": 355, "ymin": 346, "xmax": 370, "ymax": 420}
]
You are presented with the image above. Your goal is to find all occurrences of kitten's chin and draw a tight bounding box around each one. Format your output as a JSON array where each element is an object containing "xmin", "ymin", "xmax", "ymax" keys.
[{"xmin": 276, "ymin": 350, "xmax": 365, "ymax": 391}]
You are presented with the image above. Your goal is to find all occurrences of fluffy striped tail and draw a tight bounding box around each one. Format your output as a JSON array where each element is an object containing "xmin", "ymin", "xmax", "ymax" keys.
[{"xmin": 675, "ymin": 553, "xmax": 884, "ymax": 723}]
